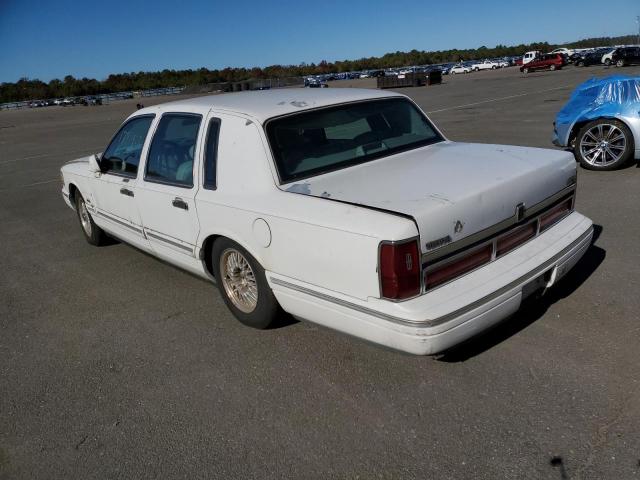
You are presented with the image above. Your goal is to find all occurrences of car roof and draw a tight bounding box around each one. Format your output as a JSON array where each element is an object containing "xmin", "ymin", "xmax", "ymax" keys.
[{"xmin": 145, "ymin": 88, "xmax": 405, "ymax": 123}]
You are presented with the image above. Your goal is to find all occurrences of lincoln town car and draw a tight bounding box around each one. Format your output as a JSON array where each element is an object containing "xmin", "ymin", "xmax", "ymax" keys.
[{"xmin": 60, "ymin": 89, "xmax": 593, "ymax": 354}]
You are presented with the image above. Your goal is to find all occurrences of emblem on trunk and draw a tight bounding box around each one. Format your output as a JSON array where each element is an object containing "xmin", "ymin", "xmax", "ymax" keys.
[
  {"xmin": 425, "ymin": 235, "xmax": 452, "ymax": 251},
  {"xmin": 454, "ymin": 220, "xmax": 464, "ymax": 234}
]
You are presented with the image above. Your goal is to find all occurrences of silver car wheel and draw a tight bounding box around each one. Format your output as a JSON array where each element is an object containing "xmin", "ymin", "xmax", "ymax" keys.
[
  {"xmin": 220, "ymin": 248, "xmax": 258, "ymax": 313},
  {"xmin": 78, "ymin": 199, "xmax": 92, "ymax": 237},
  {"xmin": 579, "ymin": 124, "xmax": 627, "ymax": 167}
]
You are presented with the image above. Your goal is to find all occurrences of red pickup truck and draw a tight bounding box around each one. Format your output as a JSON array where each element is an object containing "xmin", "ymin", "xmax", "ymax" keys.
[{"xmin": 520, "ymin": 54, "xmax": 564, "ymax": 73}]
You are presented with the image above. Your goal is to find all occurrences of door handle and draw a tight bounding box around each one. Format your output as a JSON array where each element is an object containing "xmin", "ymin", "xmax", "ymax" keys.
[
  {"xmin": 172, "ymin": 197, "xmax": 188, "ymax": 210},
  {"xmin": 120, "ymin": 187, "xmax": 134, "ymax": 197}
]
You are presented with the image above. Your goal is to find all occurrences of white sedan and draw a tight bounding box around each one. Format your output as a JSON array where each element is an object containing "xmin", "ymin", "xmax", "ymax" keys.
[
  {"xmin": 61, "ymin": 89, "xmax": 593, "ymax": 355},
  {"xmin": 450, "ymin": 65, "xmax": 471, "ymax": 74}
]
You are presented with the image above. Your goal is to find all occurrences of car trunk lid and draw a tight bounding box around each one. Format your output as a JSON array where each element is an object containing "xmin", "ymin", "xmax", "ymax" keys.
[{"xmin": 281, "ymin": 142, "xmax": 576, "ymax": 254}]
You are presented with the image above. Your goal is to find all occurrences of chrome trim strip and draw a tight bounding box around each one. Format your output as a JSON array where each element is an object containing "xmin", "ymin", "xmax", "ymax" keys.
[
  {"xmin": 145, "ymin": 230, "xmax": 194, "ymax": 254},
  {"xmin": 270, "ymin": 226, "xmax": 593, "ymax": 329},
  {"xmin": 422, "ymin": 185, "xmax": 576, "ymax": 263},
  {"xmin": 95, "ymin": 210, "xmax": 143, "ymax": 234}
]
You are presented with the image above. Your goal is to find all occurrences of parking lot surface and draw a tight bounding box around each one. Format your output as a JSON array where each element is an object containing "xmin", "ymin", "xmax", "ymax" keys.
[{"xmin": 1, "ymin": 65, "xmax": 639, "ymax": 480}]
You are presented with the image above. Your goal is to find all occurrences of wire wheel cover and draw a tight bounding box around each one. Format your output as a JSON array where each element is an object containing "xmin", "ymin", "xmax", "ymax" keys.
[{"xmin": 220, "ymin": 249, "xmax": 258, "ymax": 313}]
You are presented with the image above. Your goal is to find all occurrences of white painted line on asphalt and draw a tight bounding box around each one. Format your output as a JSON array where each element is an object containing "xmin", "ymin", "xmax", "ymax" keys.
[
  {"xmin": 426, "ymin": 84, "xmax": 572, "ymax": 114},
  {"xmin": 0, "ymin": 147, "xmax": 102, "ymax": 165}
]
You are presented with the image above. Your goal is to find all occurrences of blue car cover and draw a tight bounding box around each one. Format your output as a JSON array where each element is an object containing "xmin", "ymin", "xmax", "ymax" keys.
[{"xmin": 554, "ymin": 75, "xmax": 640, "ymax": 146}]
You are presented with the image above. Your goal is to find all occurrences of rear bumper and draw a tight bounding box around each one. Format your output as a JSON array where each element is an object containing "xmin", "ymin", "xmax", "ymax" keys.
[{"xmin": 269, "ymin": 212, "xmax": 593, "ymax": 355}]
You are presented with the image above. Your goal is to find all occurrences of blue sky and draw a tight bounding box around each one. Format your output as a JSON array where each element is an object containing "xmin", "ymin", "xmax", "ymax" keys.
[{"xmin": 0, "ymin": 0, "xmax": 637, "ymax": 82}]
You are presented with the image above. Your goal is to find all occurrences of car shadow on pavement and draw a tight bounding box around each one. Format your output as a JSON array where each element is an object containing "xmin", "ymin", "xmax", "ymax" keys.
[{"xmin": 436, "ymin": 225, "xmax": 605, "ymax": 363}]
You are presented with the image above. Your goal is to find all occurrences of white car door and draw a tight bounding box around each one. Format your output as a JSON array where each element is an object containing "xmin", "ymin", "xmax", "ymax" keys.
[
  {"xmin": 135, "ymin": 112, "xmax": 204, "ymax": 261},
  {"xmin": 93, "ymin": 114, "xmax": 154, "ymax": 249}
]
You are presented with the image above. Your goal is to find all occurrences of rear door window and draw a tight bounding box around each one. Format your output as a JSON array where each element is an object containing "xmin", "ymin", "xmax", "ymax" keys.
[{"xmin": 145, "ymin": 113, "xmax": 202, "ymax": 187}]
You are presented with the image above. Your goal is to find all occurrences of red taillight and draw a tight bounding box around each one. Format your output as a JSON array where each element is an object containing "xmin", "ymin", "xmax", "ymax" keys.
[
  {"xmin": 379, "ymin": 240, "xmax": 421, "ymax": 300},
  {"xmin": 539, "ymin": 199, "xmax": 572, "ymax": 232},
  {"xmin": 496, "ymin": 222, "xmax": 536, "ymax": 257},
  {"xmin": 425, "ymin": 244, "xmax": 492, "ymax": 290}
]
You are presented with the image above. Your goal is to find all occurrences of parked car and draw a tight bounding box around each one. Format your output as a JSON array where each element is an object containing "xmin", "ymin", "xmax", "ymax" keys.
[
  {"xmin": 574, "ymin": 50, "xmax": 607, "ymax": 67},
  {"xmin": 611, "ymin": 46, "xmax": 640, "ymax": 67},
  {"xmin": 553, "ymin": 76, "xmax": 640, "ymax": 170},
  {"xmin": 550, "ymin": 47, "xmax": 574, "ymax": 56},
  {"xmin": 450, "ymin": 64, "xmax": 471, "ymax": 74},
  {"xmin": 471, "ymin": 60, "xmax": 499, "ymax": 71},
  {"xmin": 601, "ymin": 48, "xmax": 617, "ymax": 66},
  {"xmin": 520, "ymin": 54, "xmax": 564, "ymax": 73},
  {"xmin": 60, "ymin": 89, "xmax": 593, "ymax": 355}
]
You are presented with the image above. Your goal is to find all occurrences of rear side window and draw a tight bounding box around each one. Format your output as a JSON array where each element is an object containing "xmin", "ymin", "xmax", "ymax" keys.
[
  {"xmin": 101, "ymin": 115, "xmax": 154, "ymax": 176},
  {"xmin": 203, "ymin": 118, "xmax": 221, "ymax": 190},
  {"xmin": 146, "ymin": 113, "xmax": 202, "ymax": 187}
]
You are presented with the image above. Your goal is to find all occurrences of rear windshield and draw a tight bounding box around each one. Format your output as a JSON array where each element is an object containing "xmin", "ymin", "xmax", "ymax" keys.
[{"xmin": 265, "ymin": 98, "xmax": 443, "ymax": 182}]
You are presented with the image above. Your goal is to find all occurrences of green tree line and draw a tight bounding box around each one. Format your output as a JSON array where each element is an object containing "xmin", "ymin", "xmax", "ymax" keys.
[{"xmin": 1, "ymin": 34, "xmax": 635, "ymax": 103}]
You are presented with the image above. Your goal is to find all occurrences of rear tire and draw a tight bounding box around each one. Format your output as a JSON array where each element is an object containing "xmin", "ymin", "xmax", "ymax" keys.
[
  {"xmin": 212, "ymin": 238, "xmax": 279, "ymax": 329},
  {"xmin": 550, "ymin": 64, "xmax": 556, "ymax": 71},
  {"xmin": 75, "ymin": 193, "xmax": 107, "ymax": 246},
  {"xmin": 574, "ymin": 119, "xmax": 634, "ymax": 171}
]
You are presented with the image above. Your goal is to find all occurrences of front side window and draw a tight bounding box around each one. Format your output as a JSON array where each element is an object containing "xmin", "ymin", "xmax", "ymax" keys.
[
  {"xmin": 266, "ymin": 98, "xmax": 443, "ymax": 182},
  {"xmin": 101, "ymin": 115, "xmax": 154, "ymax": 176},
  {"xmin": 146, "ymin": 113, "xmax": 202, "ymax": 187}
]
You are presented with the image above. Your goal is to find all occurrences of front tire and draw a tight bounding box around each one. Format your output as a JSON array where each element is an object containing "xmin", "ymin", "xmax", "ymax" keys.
[
  {"xmin": 76, "ymin": 193, "xmax": 107, "ymax": 246},
  {"xmin": 523, "ymin": 67, "xmax": 529, "ymax": 74},
  {"xmin": 616, "ymin": 59, "xmax": 625, "ymax": 67},
  {"xmin": 574, "ymin": 119, "xmax": 634, "ymax": 170},
  {"xmin": 212, "ymin": 238, "xmax": 279, "ymax": 329},
  {"xmin": 550, "ymin": 64, "xmax": 556, "ymax": 71}
]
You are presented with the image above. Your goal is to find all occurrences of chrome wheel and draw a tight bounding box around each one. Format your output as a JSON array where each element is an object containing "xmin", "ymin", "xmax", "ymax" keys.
[
  {"xmin": 219, "ymin": 248, "xmax": 258, "ymax": 313},
  {"xmin": 78, "ymin": 199, "xmax": 92, "ymax": 237},
  {"xmin": 579, "ymin": 123, "xmax": 627, "ymax": 167}
]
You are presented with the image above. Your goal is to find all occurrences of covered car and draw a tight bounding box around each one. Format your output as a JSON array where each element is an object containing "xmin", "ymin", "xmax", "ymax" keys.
[{"xmin": 553, "ymin": 75, "xmax": 640, "ymax": 170}]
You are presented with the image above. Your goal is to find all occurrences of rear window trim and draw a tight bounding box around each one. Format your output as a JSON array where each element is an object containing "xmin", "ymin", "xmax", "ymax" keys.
[{"xmin": 263, "ymin": 97, "xmax": 445, "ymax": 185}]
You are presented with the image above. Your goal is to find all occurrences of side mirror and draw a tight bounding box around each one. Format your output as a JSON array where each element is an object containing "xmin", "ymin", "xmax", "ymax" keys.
[{"xmin": 89, "ymin": 153, "xmax": 102, "ymax": 174}]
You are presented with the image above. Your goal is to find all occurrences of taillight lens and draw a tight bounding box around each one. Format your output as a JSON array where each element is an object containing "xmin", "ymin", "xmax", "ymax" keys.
[
  {"xmin": 379, "ymin": 240, "xmax": 421, "ymax": 300},
  {"xmin": 425, "ymin": 244, "xmax": 492, "ymax": 290},
  {"xmin": 539, "ymin": 199, "xmax": 572, "ymax": 232},
  {"xmin": 496, "ymin": 222, "xmax": 536, "ymax": 257}
]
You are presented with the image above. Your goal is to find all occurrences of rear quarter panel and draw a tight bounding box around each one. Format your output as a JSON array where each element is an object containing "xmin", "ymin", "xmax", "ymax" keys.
[{"xmin": 195, "ymin": 112, "xmax": 417, "ymax": 300}]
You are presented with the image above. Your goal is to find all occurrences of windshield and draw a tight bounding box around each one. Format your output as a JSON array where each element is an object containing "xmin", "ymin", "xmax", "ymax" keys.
[{"xmin": 265, "ymin": 98, "xmax": 443, "ymax": 183}]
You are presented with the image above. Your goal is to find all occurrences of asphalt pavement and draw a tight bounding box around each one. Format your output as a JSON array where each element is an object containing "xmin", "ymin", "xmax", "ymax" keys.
[{"xmin": 1, "ymin": 64, "xmax": 639, "ymax": 480}]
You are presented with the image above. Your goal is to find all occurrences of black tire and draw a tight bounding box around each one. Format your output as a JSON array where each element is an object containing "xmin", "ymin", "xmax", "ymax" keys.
[
  {"xmin": 212, "ymin": 237, "xmax": 279, "ymax": 329},
  {"xmin": 574, "ymin": 119, "xmax": 634, "ymax": 171},
  {"xmin": 577, "ymin": 61, "xmax": 584, "ymax": 67},
  {"xmin": 75, "ymin": 193, "xmax": 107, "ymax": 246},
  {"xmin": 523, "ymin": 67, "xmax": 529, "ymax": 74},
  {"xmin": 550, "ymin": 64, "xmax": 556, "ymax": 71},
  {"xmin": 605, "ymin": 59, "xmax": 611, "ymax": 66},
  {"xmin": 616, "ymin": 59, "xmax": 625, "ymax": 67}
]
